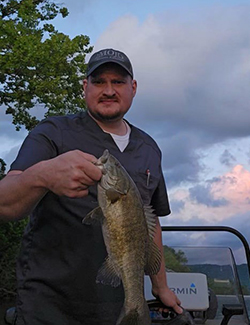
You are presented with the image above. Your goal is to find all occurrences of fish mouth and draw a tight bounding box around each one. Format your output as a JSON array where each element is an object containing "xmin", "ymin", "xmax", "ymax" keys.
[
  {"xmin": 93, "ymin": 150, "xmax": 109, "ymax": 174},
  {"xmin": 97, "ymin": 150, "xmax": 109, "ymax": 165},
  {"xmin": 100, "ymin": 149, "xmax": 109, "ymax": 162}
]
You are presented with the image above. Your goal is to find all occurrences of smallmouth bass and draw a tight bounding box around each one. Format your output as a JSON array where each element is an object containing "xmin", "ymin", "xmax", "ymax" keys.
[{"xmin": 83, "ymin": 149, "xmax": 161, "ymax": 325}]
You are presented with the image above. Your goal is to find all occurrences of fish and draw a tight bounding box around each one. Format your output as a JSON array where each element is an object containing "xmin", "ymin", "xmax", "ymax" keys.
[{"xmin": 82, "ymin": 149, "xmax": 162, "ymax": 325}]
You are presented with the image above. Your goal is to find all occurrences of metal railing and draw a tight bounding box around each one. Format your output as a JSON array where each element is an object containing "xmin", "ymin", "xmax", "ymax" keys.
[{"xmin": 161, "ymin": 226, "xmax": 250, "ymax": 278}]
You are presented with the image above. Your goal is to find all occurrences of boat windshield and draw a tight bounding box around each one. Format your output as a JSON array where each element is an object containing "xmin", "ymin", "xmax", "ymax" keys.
[{"xmin": 145, "ymin": 228, "xmax": 250, "ymax": 325}]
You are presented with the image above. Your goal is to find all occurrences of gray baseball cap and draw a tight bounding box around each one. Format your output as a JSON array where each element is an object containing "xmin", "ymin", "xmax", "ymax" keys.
[{"xmin": 86, "ymin": 48, "xmax": 133, "ymax": 78}]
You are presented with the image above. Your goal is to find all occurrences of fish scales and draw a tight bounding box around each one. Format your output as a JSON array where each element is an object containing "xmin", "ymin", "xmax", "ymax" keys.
[{"xmin": 83, "ymin": 149, "xmax": 162, "ymax": 325}]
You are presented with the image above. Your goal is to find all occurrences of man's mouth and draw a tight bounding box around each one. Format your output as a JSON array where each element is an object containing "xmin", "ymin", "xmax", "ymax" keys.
[{"xmin": 99, "ymin": 98, "xmax": 118, "ymax": 103}]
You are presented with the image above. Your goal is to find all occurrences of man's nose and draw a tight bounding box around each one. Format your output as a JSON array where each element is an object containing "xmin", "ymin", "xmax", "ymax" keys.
[{"xmin": 103, "ymin": 83, "xmax": 116, "ymax": 96}]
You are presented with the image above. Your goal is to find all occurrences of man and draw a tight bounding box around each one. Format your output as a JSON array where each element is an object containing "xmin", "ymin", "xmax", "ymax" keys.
[{"xmin": 0, "ymin": 48, "xmax": 182, "ymax": 324}]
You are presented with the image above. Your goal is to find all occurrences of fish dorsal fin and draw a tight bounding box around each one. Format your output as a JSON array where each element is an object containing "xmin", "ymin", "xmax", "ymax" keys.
[
  {"xmin": 82, "ymin": 206, "xmax": 104, "ymax": 226},
  {"xmin": 96, "ymin": 256, "xmax": 121, "ymax": 288},
  {"xmin": 144, "ymin": 205, "xmax": 157, "ymax": 239},
  {"xmin": 144, "ymin": 239, "xmax": 162, "ymax": 276}
]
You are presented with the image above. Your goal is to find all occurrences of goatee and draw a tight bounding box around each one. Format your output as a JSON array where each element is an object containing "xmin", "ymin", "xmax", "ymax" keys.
[{"xmin": 88, "ymin": 110, "xmax": 122, "ymax": 122}]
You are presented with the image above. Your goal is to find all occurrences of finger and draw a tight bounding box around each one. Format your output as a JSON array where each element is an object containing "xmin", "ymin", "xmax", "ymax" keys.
[
  {"xmin": 160, "ymin": 302, "xmax": 182, "ymax": 315},
  {"xmin": 78, "ymin": 174, "xmax": 97, "ymax": 187},
  {"xmin": 76, "ymin": 184, "xmax": 89, "ymax": 190},
  {"xmin": 67, "ymin": 188, "xmax": 89, "ymax": 198},
  {"xmin": 173, "ymin": 304, "xmax": 183, "ymax": 314},
  {"xmin": 77, "ymin": 151, "xmax": 98, "ymax": 164},
  {"xmin": 161, "ymin": 310, "xmax": 170, "ymax": 318},
  {"xmin": 175, "ymin": 296, "xmax": 181, "ymax": 306},
  {"xmin": 79, "ymin": 159, "xmax": 103, "ymax": 182},
  {"xmin": 74, "ymin": 188, "xmax": 89, "ymax": 197}
]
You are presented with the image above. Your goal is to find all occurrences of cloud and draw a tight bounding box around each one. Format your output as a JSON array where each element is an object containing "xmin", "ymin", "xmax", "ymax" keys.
[
  {"xmin": 160, "ymin": 131, "xmax": 203, "ymax": 186},
  {"xmin": 2, "ymin": 145, "xmax": 23, "ymax": 170},
  {"xmin": 0, "ymin": 108, "xmax": 28, "ymax": 169},
  {"xmin": 220, "ymin": 149, "xmax": 236, "ymax": 167},
  {"xmin": 210, "ymin": 165, "xmax": 250, "ymax": 205},
  {"xmin": 169, "ymin": 199, "xmax": 185, "ymax": 214},
  {"xmin": 93, "ymin": 5, "xmax": 250, "ymax": 187},
  {"xmin": 95, "ymin": 5, "xmax": 250, "ymax": 137},
  {"xmin": 166, "ymin": 164, "xmax": 250, "ymax": 226},
  {"xmin": 189, "ymin": 184, "xmax": 228, "ymax": 207}
]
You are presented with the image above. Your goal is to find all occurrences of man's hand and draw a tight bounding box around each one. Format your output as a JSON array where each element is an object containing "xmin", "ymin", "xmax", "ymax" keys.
[
  {"xmin": 0, "ymin": 150, "xmax": 103, "ymax": 221},
  {"xmin": 40, "ymin": 150, "xmax": 102, "ymax": 197},
  {"xmin": 152, "ymin": 286, "xmax": 183, "ymax": 315}
]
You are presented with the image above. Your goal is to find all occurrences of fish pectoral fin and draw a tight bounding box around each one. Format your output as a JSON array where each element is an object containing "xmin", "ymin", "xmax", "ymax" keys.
[
  {"xmin": 144, "ymin": 205, "xmax": 158, "ymax": 239},
  {"xmin": 106, "ymin": 188, "xmax": 124, "ymax": 203},
  {"xmin": 96, "ymin": 256, "xmax": 121, "ymax": 287},
  {"xmin": 144, "ymin": 239, "xmax": 162, "ymax": 276},
  {"xmin": 82, "ymin": 206, "xmax": 104, "ymax": 226}
]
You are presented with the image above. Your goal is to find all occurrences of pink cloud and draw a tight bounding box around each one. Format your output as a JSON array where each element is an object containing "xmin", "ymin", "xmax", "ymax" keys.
[
  {"xmin": 168, "ymin": 165, "xmax": 250, "ymax": 224},
  {"xmin": 211, "ymin": 165, "xmax": 250, "ymax": 205}
]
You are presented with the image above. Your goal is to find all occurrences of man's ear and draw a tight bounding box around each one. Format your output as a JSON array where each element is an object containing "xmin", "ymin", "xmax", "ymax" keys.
[
  {"xmin": 83, "ymin": 79, "xmax": 88, "ymax": 92},
  {"xmin": 132, "ymin": 79, "xmax": 137, "ymax": 98}
]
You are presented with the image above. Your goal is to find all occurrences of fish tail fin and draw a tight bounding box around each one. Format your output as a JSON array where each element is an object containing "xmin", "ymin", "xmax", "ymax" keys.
[{"xmin": 117, "ymin": 301, "xmax": 151, "ymax": 325}]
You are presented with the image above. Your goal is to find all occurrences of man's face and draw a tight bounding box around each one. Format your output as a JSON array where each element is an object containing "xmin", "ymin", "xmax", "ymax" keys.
[{"xmin": 83, "ymin": 64, "xmax": 137, "ymax": 123}]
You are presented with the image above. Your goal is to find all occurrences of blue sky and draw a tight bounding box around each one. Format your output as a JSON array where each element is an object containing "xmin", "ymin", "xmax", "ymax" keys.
[
  {"xmin": 54, "ymin": 0, "xmax": 249, "ymax": 42},
  {"xmin": 1, "ymin": 0, "xmax": 250, "ymax": 263}
]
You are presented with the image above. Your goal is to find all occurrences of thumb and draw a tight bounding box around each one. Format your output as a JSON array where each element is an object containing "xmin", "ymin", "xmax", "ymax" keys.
[{"xmin": 174, "ymin": 304, "xmax": 183, "ymax": 314}]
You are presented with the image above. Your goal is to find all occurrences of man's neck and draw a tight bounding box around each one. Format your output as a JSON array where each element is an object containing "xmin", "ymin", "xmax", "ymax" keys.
[{"xmin": 88, "ymin": 111, "xmax": 127, "ymax": 136}]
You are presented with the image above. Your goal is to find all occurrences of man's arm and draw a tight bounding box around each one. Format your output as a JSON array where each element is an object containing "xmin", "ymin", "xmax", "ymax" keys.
[
  {"xmin": 150, "ymin": 217, "xmax": 183, "ymax": 314},
  {"xmin": 0, "ymin": 150, "xmax": 102, "ymax": 221}
]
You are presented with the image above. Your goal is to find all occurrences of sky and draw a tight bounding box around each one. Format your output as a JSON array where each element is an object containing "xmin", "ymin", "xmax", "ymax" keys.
[{"xmin": 1, "ymin": 0, "xmax": 250, "ymax": 264}]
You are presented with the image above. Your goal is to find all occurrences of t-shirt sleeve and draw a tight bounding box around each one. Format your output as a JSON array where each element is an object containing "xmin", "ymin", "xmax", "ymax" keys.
[
  {"xmin": 151, "ymin": 168, "xmax": 171, "ymax": 217},
  {"xmin": 10, "ymin": 118, "xmax": 62, "ymax": 171}
]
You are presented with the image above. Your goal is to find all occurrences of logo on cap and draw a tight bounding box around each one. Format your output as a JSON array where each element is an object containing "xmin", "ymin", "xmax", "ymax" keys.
[{"xmin": 94, "ymin": 49, "xmax": 126, "ymax": 62}]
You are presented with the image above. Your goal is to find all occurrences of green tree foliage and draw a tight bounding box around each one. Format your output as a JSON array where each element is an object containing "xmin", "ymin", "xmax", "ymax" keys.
[
  {"xmin": 0, "ymin": 158, "xmax": 6, "ymax": 180},
  {"xmin": 0, "ymin": 218, "xmax": 28, "ymax": 301},
  {"xmin": 163, "ymin": 246, "xmax": 190, "ymax": 272},
  {"xmin": 0, "ymin": 0, "xmax": 93, "ymax": 131}
]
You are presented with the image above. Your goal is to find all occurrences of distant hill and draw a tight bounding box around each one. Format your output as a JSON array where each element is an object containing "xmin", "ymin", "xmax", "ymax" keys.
[
  {"xmin": 237, "ymin": 264, "xmax": 250, "ymax": 292},
  {"xmin": 187, "ymin": 264, "xmax": 250, "ymax": 294}
]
